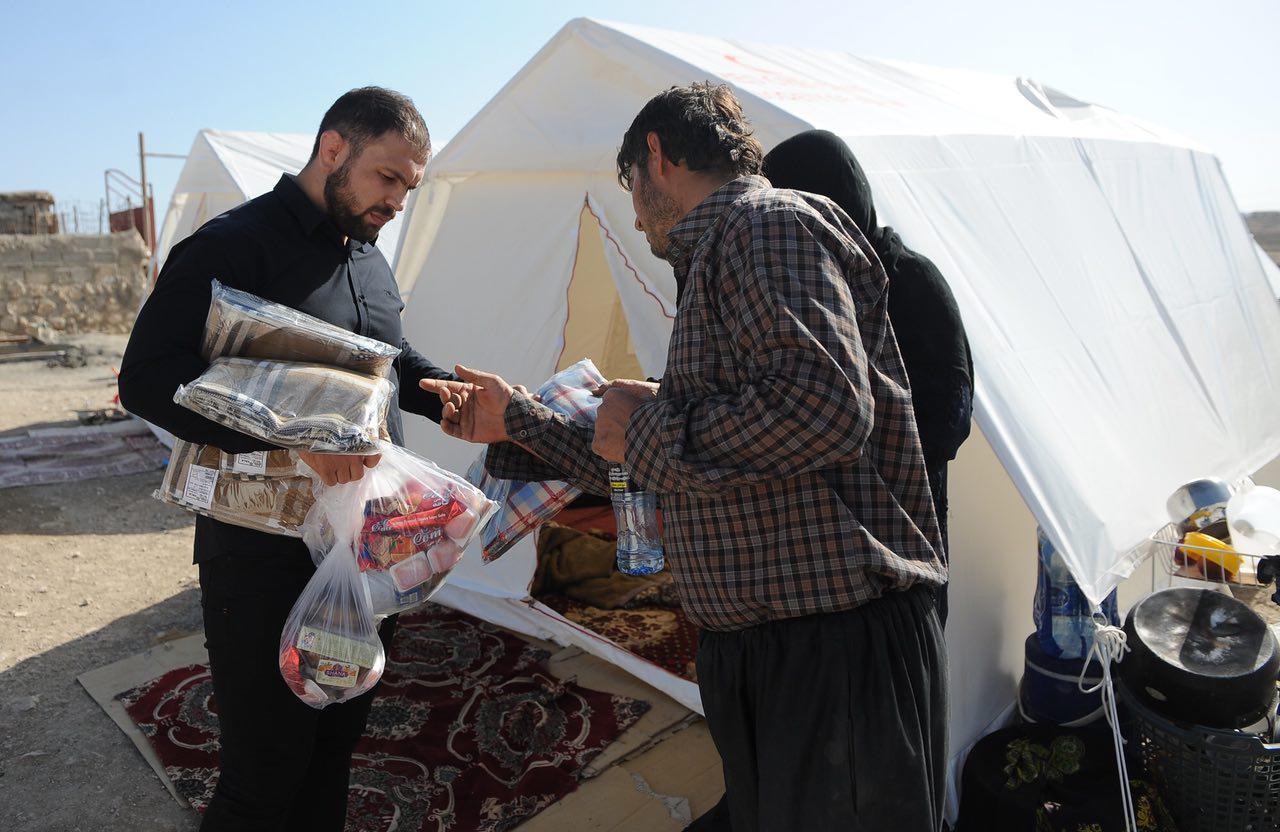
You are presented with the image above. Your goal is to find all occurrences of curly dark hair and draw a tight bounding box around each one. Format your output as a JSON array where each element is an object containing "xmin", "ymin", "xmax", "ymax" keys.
[
  {"xmin": 310, "ymin": 86, "xmax": 431, "ymax": 164},
  {"xmin": 616, "ymin": 82, "xmax": 763, "ymax": 191}
]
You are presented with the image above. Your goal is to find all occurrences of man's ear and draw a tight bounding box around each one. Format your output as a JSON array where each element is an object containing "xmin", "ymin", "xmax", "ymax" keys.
[
  {"xmin": 645, "ymin": 131, "xmax": 677, "ymax": 180},
  {"xmin": 316, "ymin": 130, "xmax": 349, "ymax": 173}
]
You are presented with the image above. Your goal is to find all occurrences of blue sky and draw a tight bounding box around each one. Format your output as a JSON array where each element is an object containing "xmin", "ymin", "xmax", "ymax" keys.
[{"xmin": 3, "ymin": 0, "xmax": 1277, "ymax": 218}]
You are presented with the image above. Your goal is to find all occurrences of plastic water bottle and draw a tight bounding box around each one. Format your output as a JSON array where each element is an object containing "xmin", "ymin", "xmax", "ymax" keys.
[
  {"xmin": 608, "ymin": 464, "xmax": 664, "ymax": 575},
  {"xmin": 1033, "ymin": 527, "xmax": 1117, "ymax": 659}
]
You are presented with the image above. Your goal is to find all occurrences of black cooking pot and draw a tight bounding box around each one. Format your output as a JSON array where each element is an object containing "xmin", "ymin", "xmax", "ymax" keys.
[{"xmin": 1121, "ymin": 587, "xmax": 1279, "ymax": 729}]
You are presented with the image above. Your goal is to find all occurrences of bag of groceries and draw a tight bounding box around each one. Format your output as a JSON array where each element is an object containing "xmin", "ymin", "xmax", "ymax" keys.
[
  {"xmin": 468, "ymin": 358, "xmax": 606, "ymax": 563},
  {"xmin": 300, "ymin": 441, "xmax": 498, "ymax": 621},
  {"xmin": 277, "ymin": 523, "xmax": 384, "ymax": 709}
]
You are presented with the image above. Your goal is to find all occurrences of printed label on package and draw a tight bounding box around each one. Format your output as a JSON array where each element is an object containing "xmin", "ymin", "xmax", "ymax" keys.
[
  {"xmin": 297, "ymin": 626, "xmax": 378, "ymax": 667},
  {"xmin": 314, "ymin": 659, "xmax": 359, "ymax": 688},
  {"xmin": 230, "ymin": 451, "xmax": 268, "ymax": 475},
  {"xmin": 182, "ymin": 465, "xmax": 218, "ymax": 510}
]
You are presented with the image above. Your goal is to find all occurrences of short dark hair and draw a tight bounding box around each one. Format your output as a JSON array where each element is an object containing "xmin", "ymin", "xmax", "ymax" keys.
[
  {"xmin": 310, "ymin": 86, "xmax": 431, "ymax": 163},
  {"xmin": 616, "ymin": 82, "xmax": 763, "ymax": 191}
]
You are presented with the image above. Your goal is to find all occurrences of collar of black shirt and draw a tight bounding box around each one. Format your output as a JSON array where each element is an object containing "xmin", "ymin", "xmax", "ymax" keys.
[
  {"xmin": 274, "ymin": 174, "xmax": 373, "ymax": 254},
  {"xmin": 664, "ymin": 174, "xmax": 769, "ymax": 299}
]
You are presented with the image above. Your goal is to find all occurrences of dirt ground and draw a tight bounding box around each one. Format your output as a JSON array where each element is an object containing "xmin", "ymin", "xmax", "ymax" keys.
[{"xmin": 0, "ymin": 334, "xmax": 202, "ymax": 831}]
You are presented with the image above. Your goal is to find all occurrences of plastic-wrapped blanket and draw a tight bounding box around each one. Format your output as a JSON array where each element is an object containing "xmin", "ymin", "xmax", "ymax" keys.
[
  {"xmin": 155, "ymin": 439, "xmax": 313, "ymax": 536},
  {"xmin": 202, "ymin": 279, "xmax": 400, "ymax": 377},
  {"xmin": 174, "ymin": 357, "xmax": 391, "ymax": 454},
  {"xmin": 469, "ymin": 359, "xmax": 606, "ymax": 562}
]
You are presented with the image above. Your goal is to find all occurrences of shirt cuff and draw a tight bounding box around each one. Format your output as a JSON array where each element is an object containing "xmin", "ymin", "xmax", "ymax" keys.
[{"xmin": 503, "ymin": 390, "xmax": 556, "ymax": 443}]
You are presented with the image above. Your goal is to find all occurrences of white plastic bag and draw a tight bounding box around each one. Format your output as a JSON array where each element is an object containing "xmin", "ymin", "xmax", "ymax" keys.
[
  {"xmin": 278, "ymin": 516, "xmax": 385, "ymax": 709},
  {"xmin": 300, "ymin": 441, "xmax": 498, "ymax": 622}
]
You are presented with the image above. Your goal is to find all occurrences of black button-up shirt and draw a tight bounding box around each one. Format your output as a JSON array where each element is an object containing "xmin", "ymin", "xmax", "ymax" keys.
[{"xmin": 120, "ymin": 174, "xmax": 454, "ymax": 562}]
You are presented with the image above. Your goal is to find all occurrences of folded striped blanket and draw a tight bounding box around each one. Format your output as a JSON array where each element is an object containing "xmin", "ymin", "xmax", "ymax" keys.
[
  {"xmin": 174, "ymin": 357, "xmax": 391, "ymax": 454},
  {"xmin": 469, "ymin": 359, "xmax": 606, "ymax": 562},
  {"xmin": 202, "ymin": 279, "xmax": 400, "ymax": 377},
  {"xmin": 156, "ymin": 439, "xmax": 314, "ymax": 536}
]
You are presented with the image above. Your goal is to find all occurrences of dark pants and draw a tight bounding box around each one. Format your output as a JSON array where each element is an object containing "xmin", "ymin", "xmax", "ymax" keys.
[
  {"xmin": 689, "ymin": 587, "xmax": 948, "ymax": 832},
  {"xmin": 197, "ymin": 551, "xmax": 396, "ymax": 832}
]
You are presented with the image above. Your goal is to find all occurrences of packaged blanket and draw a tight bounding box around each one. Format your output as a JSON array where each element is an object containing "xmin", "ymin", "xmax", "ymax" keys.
[
  {"xmin": 174, "ymin": 357, "xmax": 391, "ymax": 454},
  {"xmin": 202, "ymin": 279, "xmax": 400, "ymax": 377}
]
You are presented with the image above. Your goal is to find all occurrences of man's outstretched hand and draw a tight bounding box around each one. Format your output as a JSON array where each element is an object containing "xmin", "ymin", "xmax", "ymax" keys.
[{"xmin": 420, "ymin": 366, "xmax": 520, "ymax": 444}]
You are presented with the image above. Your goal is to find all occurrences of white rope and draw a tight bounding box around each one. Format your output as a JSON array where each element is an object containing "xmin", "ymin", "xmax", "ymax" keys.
[{"xmin": 1079, "ymin": 613, "xmax": 1138, "ymax": 832}]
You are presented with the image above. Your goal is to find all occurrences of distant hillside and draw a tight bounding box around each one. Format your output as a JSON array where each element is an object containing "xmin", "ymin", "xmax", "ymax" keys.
[{"xmin": 1247, "ymin": 212, "xmax": 1280, "ymax": 267}]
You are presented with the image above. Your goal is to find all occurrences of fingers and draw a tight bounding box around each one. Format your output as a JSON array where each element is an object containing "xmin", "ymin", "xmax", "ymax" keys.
[
  {"xmin": 454, "ymin": 364, "xmax": 501, "ymax": 387},
  {"xmin": 336, "ymin": 457, "xmax": 366, "ymax": 484},
  {"xmin": 461, "ymin": 388, "xmax": 477, "ymax": 440},
  {"xmin": 363, "ymin": 453, "xmax": 381, "ymax": 469},
  {"xmin": 420, "ymin": 378, "xmax": 467, "ymax": 404}
]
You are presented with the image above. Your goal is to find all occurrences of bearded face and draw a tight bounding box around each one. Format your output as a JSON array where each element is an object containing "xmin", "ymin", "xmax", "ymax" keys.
[
  {"xmin": 631, "ymin": 164, "xmax": 684, "ymax": 262},
  {"xmin": 322, "ymin": 156, "xmax": 397, "ymax": 243}
]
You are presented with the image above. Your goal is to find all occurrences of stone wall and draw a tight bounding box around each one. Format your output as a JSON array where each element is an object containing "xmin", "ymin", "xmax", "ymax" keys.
[
  {"xmin": 0, "ymin": 232, "xmax": 149, "ymax": 339},
  {"xmin": 0, "ymin": 192, "xmax": 58, "ymax": 235}
]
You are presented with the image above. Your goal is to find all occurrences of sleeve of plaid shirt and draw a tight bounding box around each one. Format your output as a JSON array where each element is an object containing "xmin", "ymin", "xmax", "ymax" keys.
[
  {"xmin": 625, "ymin": 207, "xmax": 876, "ymax": 494},
  {"xmin": 483, "ymin": 393, "xmax": 612, "ymax": 497}
]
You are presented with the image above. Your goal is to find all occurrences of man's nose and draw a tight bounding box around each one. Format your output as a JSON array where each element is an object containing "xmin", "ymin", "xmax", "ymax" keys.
[
  {"xmin": 634, "ymin": 217, "xmax": 643, "ymax": 232},
  {"xmin": 388, "ymin": 188, "xmax": 408, "ymax": 213}
]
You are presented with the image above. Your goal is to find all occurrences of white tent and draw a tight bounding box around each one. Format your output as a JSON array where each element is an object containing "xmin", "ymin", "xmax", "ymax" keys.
[
  {"xmin": 394, "ymin": 17, "xmax": 1280, "ymax": 817},
  {"xmin": 153, "ymin": 129, "xmax": 407, "ymax": 277}
]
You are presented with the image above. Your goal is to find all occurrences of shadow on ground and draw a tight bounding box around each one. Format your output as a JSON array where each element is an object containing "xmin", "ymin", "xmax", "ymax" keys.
[
  {"xmin": 0, "ymin": 591, "xmax": 204, "ymax": 831},
  {"xmin": 0, "ymin": 470, "xmax": 191, "ymax": 536}
]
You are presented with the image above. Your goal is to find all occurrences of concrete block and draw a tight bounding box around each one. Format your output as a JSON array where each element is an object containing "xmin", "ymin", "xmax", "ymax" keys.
[
  {"xmin": 60, "ymin": 247, "xmax": 94, "ymax": 265},
  {"xmin": 0, "ymin": 247, "xmax": 32, "ymax": 266}
]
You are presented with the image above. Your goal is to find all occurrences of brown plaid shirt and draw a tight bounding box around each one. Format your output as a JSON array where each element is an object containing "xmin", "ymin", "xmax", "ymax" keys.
[{"xmin": 488, "ymin": 175, "xmax": 945, "ymax": 631}]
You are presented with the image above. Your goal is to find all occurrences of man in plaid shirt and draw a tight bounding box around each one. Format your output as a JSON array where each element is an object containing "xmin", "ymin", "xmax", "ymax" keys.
[{"xmin": 423, "ymin": 83, "xmax": 948, "ymax": 831}]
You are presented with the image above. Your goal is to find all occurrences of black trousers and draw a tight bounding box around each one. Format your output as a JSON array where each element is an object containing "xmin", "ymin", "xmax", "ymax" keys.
[
  {"xmin": 197, "ymin": 551, "xmax": 396, "ymax": 832},
  {"xmin": 689, "ymin": 587, "xmax": 948, "ymax": 832}
]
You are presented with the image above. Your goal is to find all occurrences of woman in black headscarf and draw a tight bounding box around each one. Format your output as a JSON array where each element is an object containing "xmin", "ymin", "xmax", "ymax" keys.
[{"xmin": 764, "ymin": 129, "xmax": 973, "ymax": 624}]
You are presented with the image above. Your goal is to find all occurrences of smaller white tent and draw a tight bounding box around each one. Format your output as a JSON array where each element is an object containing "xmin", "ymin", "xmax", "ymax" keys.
[{"xmin": 153, "ymin": 129, "xmax": 408, "ymax": 278}]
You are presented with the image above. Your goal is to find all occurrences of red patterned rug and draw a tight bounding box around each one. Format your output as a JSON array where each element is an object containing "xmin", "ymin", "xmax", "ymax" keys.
[
  {"xmin": 539, "ymin": 595, "xmax": 700, "ymax": 683},
  {"xmin": 117, "ymin": 604, "xmax": 650, "ymax": 831}
]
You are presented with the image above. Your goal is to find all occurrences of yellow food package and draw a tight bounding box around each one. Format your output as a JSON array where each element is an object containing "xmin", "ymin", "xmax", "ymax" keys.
[{"xmin": 1178, "ymin": 531, "xmax": 1243, "ymax": 578}]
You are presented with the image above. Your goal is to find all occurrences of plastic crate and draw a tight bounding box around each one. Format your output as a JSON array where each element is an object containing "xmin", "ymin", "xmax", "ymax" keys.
[{"xmin": 1120, "ymin": 681, "xmax": 1280, "ymax": 831}]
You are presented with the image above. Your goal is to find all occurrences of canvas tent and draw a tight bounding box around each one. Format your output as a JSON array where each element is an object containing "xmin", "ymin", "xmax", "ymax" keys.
[
  {"xmin": 153, "ymin": 129, "xmax": 408, "ymax": 278},
  {"xmin": 393, "ymin": 17, "xmax": 1280, "ymax": 817}
]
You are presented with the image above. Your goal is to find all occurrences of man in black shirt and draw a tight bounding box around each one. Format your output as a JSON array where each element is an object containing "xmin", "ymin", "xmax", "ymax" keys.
[{"xmin": 119, "ymin": 87, "xmax": 455, "ymax": 831}]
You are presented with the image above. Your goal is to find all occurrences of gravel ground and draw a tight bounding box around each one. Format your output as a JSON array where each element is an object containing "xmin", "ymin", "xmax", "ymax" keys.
[{"xmin": 0, "ymin": 334, "xmax": 202, "ymax": 831}]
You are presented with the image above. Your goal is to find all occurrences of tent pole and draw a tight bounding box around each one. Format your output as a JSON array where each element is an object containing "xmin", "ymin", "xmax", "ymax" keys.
[{"xmin": 138, "ymin": 132, "xmax": 153, "ymax": 251}]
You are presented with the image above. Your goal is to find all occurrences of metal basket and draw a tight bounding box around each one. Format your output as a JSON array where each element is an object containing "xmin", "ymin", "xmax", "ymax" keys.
[
  {"xmin": 1120, "ymin": 681, "xmax": 1280, "ymax": 832},
  {"xmin": 1148, "ymin": 523, "xmax": 1279, "ymax": 597}
]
